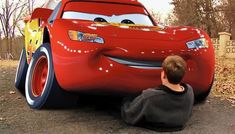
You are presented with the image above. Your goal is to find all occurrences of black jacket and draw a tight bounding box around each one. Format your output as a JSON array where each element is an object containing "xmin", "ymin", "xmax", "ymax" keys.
[{"xmin": 121, "ymin": 83, "xmax": 194, "ymax": 130}]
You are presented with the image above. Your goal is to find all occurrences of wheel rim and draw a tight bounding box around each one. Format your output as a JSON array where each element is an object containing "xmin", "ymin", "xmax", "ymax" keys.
[{"xmin": 31, "ymin": 56, "xmax": 48, "ymax": 97}]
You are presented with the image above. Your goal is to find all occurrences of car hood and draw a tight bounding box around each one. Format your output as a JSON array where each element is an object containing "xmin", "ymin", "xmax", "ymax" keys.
[{"xmin": 55, "ymin": 19, "xmax": 203, "ymax": 41}]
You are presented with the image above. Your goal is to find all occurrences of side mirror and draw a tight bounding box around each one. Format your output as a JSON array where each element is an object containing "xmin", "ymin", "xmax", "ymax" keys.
[{"xmin": 31, "ymin": 8, "xmax": 53, "ymax": 22}]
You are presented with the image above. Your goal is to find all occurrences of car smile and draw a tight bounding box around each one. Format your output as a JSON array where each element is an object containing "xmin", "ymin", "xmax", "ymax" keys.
[{"xmin": 106, "ymin": 56, "xmax": 162, "ymax": 69}]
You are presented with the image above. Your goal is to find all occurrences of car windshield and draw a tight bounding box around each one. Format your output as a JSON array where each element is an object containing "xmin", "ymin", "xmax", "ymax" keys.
[
  {"xmin": 62, "ymin": 2, "xmax": 154, "ymax": 26},
  {"xmin": 63, "ymin": 12, "xmax": 153, "ymax": 26}
]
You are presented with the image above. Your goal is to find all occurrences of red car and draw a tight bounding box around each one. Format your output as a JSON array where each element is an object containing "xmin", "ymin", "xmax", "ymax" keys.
[{"xmin": 15, "ymin": 0, "xmax": 215, "ymax": 109}]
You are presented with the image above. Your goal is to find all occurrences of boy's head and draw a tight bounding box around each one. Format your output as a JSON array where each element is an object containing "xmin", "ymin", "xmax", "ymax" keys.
[{"xmin": 161, "ymin": 55, "xmax": 187, "ymax": 85}]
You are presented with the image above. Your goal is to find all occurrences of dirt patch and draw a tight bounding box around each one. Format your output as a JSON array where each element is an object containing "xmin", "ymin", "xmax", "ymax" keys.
[{"xmin": 0, "ymin": 60, "xmax": 18, "ymax": 103}]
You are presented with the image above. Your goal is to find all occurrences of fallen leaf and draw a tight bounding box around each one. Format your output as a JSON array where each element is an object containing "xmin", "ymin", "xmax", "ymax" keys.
[
  {"xmin": 229, "ymin": 96, "xmax": 235, "ymax": 100},
  {"xmin": 9, "ymin": 91, "xmax": 16, "ymax": 94},
  {"xmin": 0, "ymin": 117, "xmax": 5, "ymax": 121}
]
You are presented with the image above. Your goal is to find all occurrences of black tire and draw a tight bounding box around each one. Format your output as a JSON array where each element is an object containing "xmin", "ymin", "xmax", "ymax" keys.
[
  {"xmin": 25, "ymin": 44, "xmax": 77, "ymax": 109},
  {"xmin": 15, "ymin": 48, "xmax": 28, "ymax": 96}
]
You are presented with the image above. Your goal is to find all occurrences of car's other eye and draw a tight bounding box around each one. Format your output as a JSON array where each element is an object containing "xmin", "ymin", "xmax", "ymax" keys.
[
  {"xmin": 121, "ymin": 19, "xmax": 134, "ymax": 24},
  {"xmin": 94, "ymin": 17, "xmax": 107, "ymax": 22}
]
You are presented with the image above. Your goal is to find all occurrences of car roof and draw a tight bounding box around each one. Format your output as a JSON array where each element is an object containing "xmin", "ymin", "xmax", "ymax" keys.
[{"xmin": 62, "ymin": 0, "xmax": 143, "ymax": 6}]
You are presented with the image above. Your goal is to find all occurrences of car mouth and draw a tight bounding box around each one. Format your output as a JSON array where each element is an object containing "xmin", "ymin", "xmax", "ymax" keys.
[{"xmin": 106, "ymin": 56, "xmax": 162, "ymax": 70}]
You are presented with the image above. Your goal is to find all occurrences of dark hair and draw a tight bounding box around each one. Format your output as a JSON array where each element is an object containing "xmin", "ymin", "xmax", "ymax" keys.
[{"xmin": 162, "ymin": 55, "xmax": 186, "ymax": 84}]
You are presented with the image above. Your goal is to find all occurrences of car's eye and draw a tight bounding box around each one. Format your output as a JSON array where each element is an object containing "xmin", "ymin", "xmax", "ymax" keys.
[
  {"xmin": 121, "ymin": 19, "xmax": 135, "ymax": 24},
  {"xmin": 94, "ymin": 17, "xmax": 107, "ymax": 22}
]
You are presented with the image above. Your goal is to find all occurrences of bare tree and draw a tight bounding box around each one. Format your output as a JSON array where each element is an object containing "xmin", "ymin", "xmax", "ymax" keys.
[
  {"xmin": 171, "ymin": 0, "xmax": 226, "ymax": 37},
  {"xmin": 0, "ymin": 0, "xmax": 38, "ymax": 59},
  {"xmin": 223, "ymin": 0, "xmax": 235, "ymax": 38},
  {"xmin": 148, "ymin": 10, "xmax": 162, "ymax": 23},
  {"xmin": 164, "ymin": 13, "xmax": 178, "ymax": 26},
  {"xmin": 27, "ymin": 0, "xmax": 36, "ymax": 14},
  {"xmin": 0, "ymin": 0, "xmax": 27, "ymax": 56},
  {"xmin": 16, "ymin": 0, "xmax": 36, "ymax": 37}
]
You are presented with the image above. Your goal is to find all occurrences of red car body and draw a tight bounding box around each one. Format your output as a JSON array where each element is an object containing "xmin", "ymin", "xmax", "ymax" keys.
[{"xmin": 25, "ymin": 0, "xmax": 215, "ymax": 97}]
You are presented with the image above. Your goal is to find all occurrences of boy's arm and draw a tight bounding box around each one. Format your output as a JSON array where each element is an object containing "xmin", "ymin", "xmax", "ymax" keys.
[
  {"xmin": 121, "ymin": 88, "xmax": 157, "ymax": 125},
  {"xmin": 121, "ymin": 94, "xmax": 146, "ymax": 125}
]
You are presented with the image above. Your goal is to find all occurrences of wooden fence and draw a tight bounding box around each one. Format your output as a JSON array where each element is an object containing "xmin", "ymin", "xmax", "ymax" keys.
[{"xmin": 0, "ymin": 37, "xmax": 24, "ymax": 60}]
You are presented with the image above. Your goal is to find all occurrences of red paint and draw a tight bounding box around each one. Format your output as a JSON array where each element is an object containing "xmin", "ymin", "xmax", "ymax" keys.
[
  {"xmin": 32, "ymin": 0, "xmax": 215, "ymax": 96},
  {"xmin": 31, "ymin": 56, "xmax": 48, "ymax": 97},
  {"xmin": 31, "ymin": 8, "xmax": 53, "ymax": 21},
  {"xmin": 64, "ymin": 2, "xmax": 147, "ymax": 16}
]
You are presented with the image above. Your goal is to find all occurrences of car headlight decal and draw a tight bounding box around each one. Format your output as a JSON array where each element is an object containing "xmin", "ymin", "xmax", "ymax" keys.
[
  {"xmin": 68, "ymin": 30, "xmax": 104, "ymax": 44},
  {"xmin": 186, "ymin": 38, "xmax": 209, "ymax": 49}
]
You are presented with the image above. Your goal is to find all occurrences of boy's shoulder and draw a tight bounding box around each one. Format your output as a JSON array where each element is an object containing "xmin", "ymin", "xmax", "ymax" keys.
[
  {"xmin": 142, "ymin": 87, "xmax": 166, "ymax": 99},
  {"xmin": 181, "ymin": 83, "xmax": 194, "ymax": 95},
  {"xmin": 142, "ymin": 83, "xmax": 194, "ymax": 99}
]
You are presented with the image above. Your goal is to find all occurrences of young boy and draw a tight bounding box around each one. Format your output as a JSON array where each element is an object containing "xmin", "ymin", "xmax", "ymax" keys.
[{"xmin": 121, "ymin": 55, "xmax": 194, "ymax": 131}]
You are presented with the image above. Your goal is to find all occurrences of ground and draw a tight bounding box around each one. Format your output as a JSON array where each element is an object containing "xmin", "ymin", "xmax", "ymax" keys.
[{"xmin": 0, "ymin": 59, "xmax": 235, "ymax": 134}]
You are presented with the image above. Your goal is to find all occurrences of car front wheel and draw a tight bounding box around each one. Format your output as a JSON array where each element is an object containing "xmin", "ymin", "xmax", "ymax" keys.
[{"xmin": 25, "ymin": 44, "xmax": 77, "ymax": 109}]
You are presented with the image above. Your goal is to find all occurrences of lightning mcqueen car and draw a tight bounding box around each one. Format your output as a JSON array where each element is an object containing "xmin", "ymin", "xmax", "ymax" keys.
[{"xmin": 15, "ymin": 0, "xmax": 215, "ymax": 109}]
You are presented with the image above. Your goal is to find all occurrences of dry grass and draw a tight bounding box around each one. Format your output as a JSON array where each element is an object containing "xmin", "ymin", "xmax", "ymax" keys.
[
  {"xmin": 0, "ymin": 60, "xmax": 19, "ymax": 68},
  {"xmin": 0, "ymin": 60, "xmax": 18, "ymax": 93}
]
